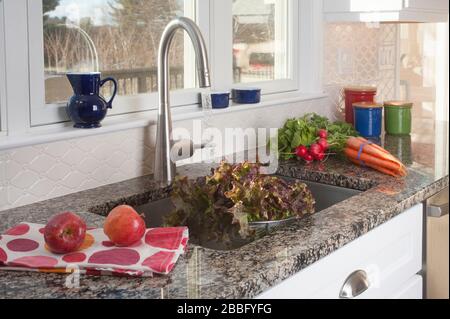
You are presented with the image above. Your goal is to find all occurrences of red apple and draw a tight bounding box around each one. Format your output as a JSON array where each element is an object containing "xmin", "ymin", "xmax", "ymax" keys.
[
  {"xmin": 44, "ymin": 212, "xmax": 87, "ymax": 254},
  {"xmin": 104, "ymin": 205, "xmax": 146, "ymax": 247}
]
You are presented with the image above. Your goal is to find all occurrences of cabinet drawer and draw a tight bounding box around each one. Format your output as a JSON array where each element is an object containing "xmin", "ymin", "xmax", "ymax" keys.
[
  {"xmin": 391, "ymin": 275, "xmax": 423, "ymax": 299},
  {"xmin": 256, "ymin": 204, "xmax": 423, "ymax": 299}
]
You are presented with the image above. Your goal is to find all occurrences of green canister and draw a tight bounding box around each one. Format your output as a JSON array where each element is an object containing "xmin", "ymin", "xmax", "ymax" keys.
[{"xmin": 384, "ymin": 101, "xmax": 413, "ymax": 135}]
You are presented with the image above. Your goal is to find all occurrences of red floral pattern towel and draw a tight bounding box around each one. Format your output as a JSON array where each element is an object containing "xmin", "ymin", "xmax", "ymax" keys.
[{"xmin": 0, "ymin": 223, "xmax": 188, "ymax": 277}]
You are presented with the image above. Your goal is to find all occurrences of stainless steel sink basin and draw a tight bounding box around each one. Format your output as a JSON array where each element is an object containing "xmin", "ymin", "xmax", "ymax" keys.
[{"xmin": 135, "ymin": 177, "xmax": 362, "ymax": 251}]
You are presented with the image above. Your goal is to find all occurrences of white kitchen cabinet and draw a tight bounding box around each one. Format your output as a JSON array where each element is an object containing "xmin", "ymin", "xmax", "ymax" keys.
[
  {"xmin": 391, "ymin": 275, "xmax": 423, "ymax": 299},
  {"xmin": 256, "ymin": 204, "xmax": 423, "ymax": 299},
  {"xmin": 324, "ymin": 0, "xmax": 449, "ymax": 23}
]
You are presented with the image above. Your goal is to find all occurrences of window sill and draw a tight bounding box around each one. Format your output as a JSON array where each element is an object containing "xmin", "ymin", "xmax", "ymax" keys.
[{"xmin": 0, "ymin": 91, "xmax": 327, "ymax": 151}]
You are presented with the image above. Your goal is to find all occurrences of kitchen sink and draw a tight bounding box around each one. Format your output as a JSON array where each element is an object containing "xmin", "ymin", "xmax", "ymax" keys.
[{"xmin": 135, "ymin": 177, "xmax": 362, "ymax": 251}]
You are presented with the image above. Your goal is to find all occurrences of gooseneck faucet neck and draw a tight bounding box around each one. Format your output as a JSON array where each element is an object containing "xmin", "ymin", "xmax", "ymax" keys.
[{"xmin": 154, "ymin": 17, "xmax": 211, "ymax": 186}]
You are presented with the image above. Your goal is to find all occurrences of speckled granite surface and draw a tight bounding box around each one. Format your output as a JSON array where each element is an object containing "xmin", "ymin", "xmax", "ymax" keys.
[{"xmin": 0, "ymin": 131, "xmax": 448, "ymax": 299}]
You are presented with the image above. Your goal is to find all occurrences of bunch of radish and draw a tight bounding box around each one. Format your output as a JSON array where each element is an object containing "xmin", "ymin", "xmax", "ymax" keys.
[{"xmin": 295, "ymin": 129, "xmax": 330, "ymax": 163}]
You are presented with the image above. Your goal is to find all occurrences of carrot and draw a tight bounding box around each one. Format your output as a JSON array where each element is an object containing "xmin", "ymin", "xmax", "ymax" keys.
[
  {"xmin": 346, "ymin": 147, "xmax": 405, "ymax": 174},
  {"xmin": 348, "ymin": 158, "xmax": 398, "ymax": 177},
  {"xmin": 346, "ymin": 137, "xmax": 404, "ymax": 168},
  {"xmin": 399, "ymin": 166, "xmax": 408, "ymax": 176},
  {"xmin": 368, "ymin": 142, "xmax": 407, "ymax": 172},
  {"xmin": 348, "ymin": 158, "xmax": 400, "ymax": 177},
  {"xmin": 345, "ymin": 148, "xmax": 405, "ymax": 175},
  {"xmin": 357, "ymin": 137, "xmax": 390, "ymax": 155},
  {"xmin": 369, "ymin": 144, "xmax": 404, "ymax": 167},
  {"xmin": 347, "ymin": 137, "xmax": 391, "ymax": 159}
]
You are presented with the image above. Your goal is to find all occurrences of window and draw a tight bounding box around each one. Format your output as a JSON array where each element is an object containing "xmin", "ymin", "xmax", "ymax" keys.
[
  {"xmin": 43, "ymin": 0, "xmax": 194, "ymax": 105},
  {"xmin": 232, "ymin": 0, "xmax": 288, "ymax": 83},
  {"xmin": 30, "ymin": 0, "xmax": 197, "ymax": 125},
  {"xmin": 399, "ymin": 22, "xmax": 449, "ymax": 143},
  {"xmin": 1, "ymin": 0, "xmax": 312, "ymax": 133}
]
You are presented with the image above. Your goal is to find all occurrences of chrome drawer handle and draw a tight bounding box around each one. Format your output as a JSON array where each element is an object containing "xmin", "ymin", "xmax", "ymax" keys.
[
  {"xmin": 427, "ymin": 202, "xmax": 449, "ymax": 218},
  {"xmin": 340, "ymin": 270, "xmax": 370, "ymax": 299},
  {"xmin": 427, "ymin": 187, "xmax": 449, "ymax": 218}
]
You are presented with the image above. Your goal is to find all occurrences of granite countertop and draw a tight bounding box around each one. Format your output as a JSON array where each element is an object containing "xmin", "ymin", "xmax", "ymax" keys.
[{"xmin": 0, "ymin": 123, "xmax": 448, "ymax": 299}]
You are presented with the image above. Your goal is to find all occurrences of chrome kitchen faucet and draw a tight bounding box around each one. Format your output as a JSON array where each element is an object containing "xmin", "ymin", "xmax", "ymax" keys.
[{"xmin": 154, "ymin": 17, "xmax": 211, "ymax": 186}]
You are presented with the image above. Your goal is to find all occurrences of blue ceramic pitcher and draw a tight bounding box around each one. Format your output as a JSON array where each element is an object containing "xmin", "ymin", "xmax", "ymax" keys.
[{"xmin": 66, "ymin": 72, "xmax": 118, "ymax": 129}]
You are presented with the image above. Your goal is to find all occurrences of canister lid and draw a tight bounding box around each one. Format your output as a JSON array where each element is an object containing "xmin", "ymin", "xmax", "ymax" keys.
[
  {"xmin": 384, "ymin": 101, "xmax": 413, "ymax": 108},
  {"xmin": 353, "ymin": 101, "xmax": 383, "ymax": 109},
  {"xmin": 344, "ymin": 86, "xmax": 377, "ymax": 93}
]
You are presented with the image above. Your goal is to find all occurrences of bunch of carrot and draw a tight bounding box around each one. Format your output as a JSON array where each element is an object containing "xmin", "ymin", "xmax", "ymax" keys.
[{"xmin": 345, "ymin": 137, "xmax": 407, "ymax": 177}]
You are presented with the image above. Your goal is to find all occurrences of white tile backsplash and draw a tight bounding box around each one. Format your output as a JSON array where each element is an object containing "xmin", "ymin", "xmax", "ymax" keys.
[
  {"xmin": 0, "ymin": 127, "xmax": 155, "ymax": 211},
  {"xmin": 324, "ymin": 23, "xmax": 399, "ymax": 119}
]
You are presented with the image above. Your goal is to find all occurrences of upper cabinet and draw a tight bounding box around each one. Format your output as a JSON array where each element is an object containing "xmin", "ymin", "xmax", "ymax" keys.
[{"xmin": 324, "ymin": 0, "xmax": 449, "ymax": 23}]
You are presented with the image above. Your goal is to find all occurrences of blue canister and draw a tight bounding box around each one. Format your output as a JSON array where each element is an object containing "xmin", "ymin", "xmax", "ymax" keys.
[
  {"xmin": 201, "ymin": 92, "xmax": 230, "ymax": 109},
  {"xmin": 353, "ymin": 102, "xmax": 383, "ymax": 138},
  {"xmin": 232, "ymin": 88, "xmax": 261, "ymax": 104}
]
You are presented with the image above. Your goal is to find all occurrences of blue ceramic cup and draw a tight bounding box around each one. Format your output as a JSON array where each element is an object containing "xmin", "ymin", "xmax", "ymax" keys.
[
  {"xmin": 232, "ymin": 88, "xmax": 261, "ymax": 104},
  {"xmin": 201, "ymin": 92, "xmax": 230, "ymax": 109},
  {"xmin": 353, "ymin": 102, "xmax": 383, "ymax": 138}
]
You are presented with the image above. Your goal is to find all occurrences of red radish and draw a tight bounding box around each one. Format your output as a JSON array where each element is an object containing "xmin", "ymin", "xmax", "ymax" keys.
[
  {"xmin": 315, "ymin": 153, "xmax": 326, "ymax": 161},
  {"xmin": 317, "ymin": 138, "xmax": 329, "ymax": 151},
  {"xmin": 295, "ymin": 145, "xmax": 308, "ymax": 158},
  {"xmin": 318, "ymin": 129, "xmax": 328, "ymax": 139},
  {"xmin": 304, "ymin": 153, "xmax": 314, "ymax": 163},
  {"xmin": 309, "ymin": 143, "xmax": 323, "ymax": 157}
]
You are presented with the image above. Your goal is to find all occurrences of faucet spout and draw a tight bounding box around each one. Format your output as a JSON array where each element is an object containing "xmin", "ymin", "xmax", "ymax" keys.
[{"xmin": 154, "ymin": 17, "xmax": 211, "ymax": 186}]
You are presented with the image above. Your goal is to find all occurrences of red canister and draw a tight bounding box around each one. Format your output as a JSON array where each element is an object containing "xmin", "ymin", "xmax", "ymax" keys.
[{"xmin": 344, "ymin": 86, "xmax": 377, "ymax": 125}]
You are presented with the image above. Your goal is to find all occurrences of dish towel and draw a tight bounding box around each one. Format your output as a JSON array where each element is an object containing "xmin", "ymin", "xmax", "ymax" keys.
[{"xmin": 0, "ymin": 223, "xmax": 188, "ymax": 277}]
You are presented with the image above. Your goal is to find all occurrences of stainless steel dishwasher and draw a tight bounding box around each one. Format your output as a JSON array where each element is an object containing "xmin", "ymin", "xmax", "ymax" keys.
[{"xmin": 425, "ymin": 187, "xmax": 449, "ymax": 299}]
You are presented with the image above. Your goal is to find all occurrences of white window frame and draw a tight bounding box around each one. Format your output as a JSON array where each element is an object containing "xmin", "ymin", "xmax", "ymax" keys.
[
  {"xmin": 0, "ymin": 0, "xmax": 7, "ymax": 135},
  {"xmin": 2, "ymin": 0, "xmax": 31, "ymax": 135},
  {"xmin": 209, "ymin": 0, "xmax": 300, "ymax": 94},
  {"xmin": 229, "ymin": 0, "xmax": 300, "ymax": 94},
  {"xmin": 0, "ymin": 0, "xmax": 323, "ymax": 140}
]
